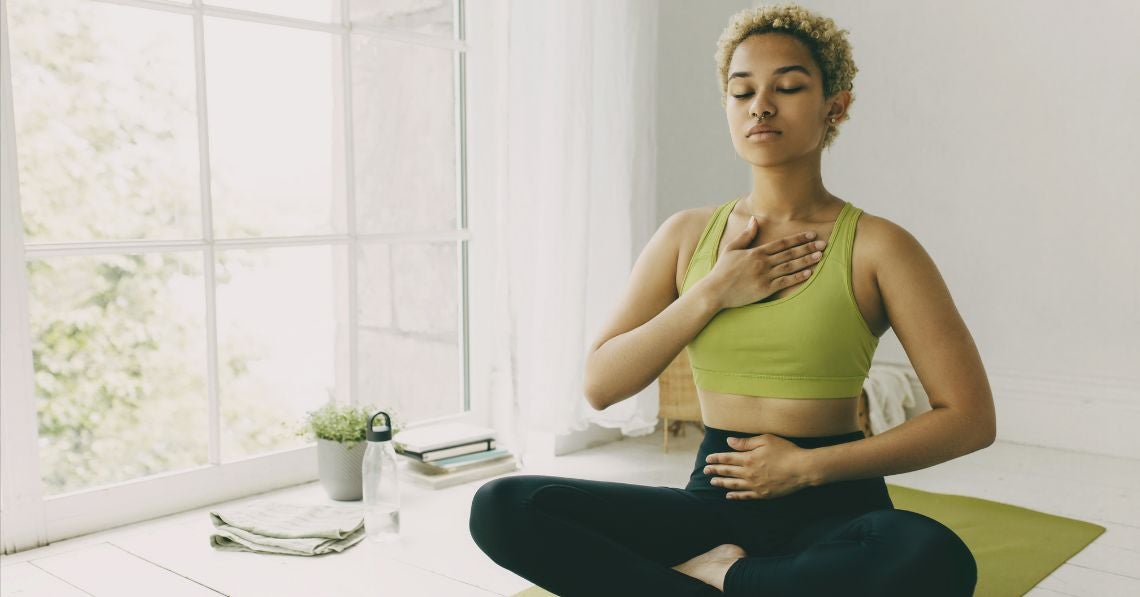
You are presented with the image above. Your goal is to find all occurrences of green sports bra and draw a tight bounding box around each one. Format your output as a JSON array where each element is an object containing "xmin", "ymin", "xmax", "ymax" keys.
[{"xmin": 679, "ymin": 197, "xmax": 879, "ymax": 399}]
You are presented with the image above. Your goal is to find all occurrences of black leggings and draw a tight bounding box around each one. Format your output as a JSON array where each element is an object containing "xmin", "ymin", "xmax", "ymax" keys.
[{"xmin": 468, "ymin": 425, "xmax": 977, "ymax": 596}]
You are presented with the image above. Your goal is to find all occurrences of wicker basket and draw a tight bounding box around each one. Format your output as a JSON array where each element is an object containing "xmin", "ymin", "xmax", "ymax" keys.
[
  {"xmin": 657, "ymin": 349, "xmax": 704, "ymax": 453},
  {"xmin": 657, "ymin": 348, "xmax": 873, "ymax": 452}
]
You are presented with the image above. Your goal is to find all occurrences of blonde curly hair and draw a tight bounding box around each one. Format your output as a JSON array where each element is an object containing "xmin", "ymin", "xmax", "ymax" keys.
[{"xmin": 715, "ymin": 3, "xmax": 858, "ymax": 150}]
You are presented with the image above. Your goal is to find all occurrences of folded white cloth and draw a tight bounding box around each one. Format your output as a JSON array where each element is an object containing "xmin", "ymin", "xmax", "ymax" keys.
[
  {"xmin": 209, "ymin": 501, "xmax": 365, "ymax": 556},
  {"xmin": 863, "ymin": 364, "xmax": 923, "ymax": 435}
]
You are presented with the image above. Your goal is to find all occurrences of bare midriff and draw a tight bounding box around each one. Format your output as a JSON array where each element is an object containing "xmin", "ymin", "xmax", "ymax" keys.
[{"xmin": 697, "ymin": 390, "xmax": 861, "ymax": 437}]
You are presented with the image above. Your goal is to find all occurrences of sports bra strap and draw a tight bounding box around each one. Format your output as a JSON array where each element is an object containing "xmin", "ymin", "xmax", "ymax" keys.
[{"xmin": 694, "ymin": 197, "xmax": 738, "ymax": 262}]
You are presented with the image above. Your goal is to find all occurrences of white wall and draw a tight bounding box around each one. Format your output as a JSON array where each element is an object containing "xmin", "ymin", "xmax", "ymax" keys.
[
  {"xmin": 655, "ymin": 0, "xmax": 753, "ymax": 222},
  {"xmin": 655, "ymin": 0, "xmax": 1139, "ymax": 459}
]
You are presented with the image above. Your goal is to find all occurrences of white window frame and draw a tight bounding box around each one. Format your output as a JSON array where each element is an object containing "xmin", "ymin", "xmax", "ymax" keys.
[{"xmin": 2, "ymin": 0, "xmax": 503, "ymax": 546}]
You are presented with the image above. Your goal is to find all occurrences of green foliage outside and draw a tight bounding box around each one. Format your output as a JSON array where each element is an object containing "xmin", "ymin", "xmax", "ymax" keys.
[{"xmin": 10, "ymin": 0, "xmax": 318, "ymax": 495}]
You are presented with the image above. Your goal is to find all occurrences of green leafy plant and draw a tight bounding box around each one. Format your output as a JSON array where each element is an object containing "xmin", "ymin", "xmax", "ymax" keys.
[{"xmin": 296, "ymin": 400, "xmax": 403, "ymax": 450}]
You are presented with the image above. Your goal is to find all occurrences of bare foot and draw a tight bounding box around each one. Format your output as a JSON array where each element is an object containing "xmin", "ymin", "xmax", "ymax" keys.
[{"xmin": 672, "ymin": 543, "xmax": 747, "ymax": 592}]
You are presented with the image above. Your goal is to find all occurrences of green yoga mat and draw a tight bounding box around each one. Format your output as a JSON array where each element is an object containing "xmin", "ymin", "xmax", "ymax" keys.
[{"xmin": 511, "ymin": 483, "xmax": 1106, "ymax": 597}]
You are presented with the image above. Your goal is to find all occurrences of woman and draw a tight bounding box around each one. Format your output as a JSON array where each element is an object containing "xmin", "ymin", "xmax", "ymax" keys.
[{"xmin": 469, "ymin": 5, "xmax": 993, "ymax": 596}]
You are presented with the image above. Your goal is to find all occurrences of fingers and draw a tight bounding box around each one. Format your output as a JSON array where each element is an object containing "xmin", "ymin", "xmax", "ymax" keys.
[
  {"xmin": 765, "ymin": 239, "xmax": 826, "ymax": 265},
  {"xmin": 724, "ymin": 216, "xmax": 759, "ymax": 249},
  {"xmin": 704, "ymin": 462, "xmax": 745, "ymax": 475},
  {"xmin": 743, "ymin": 216, "xmax": 757, "ymax": 235},
  {"xmin": 758, "ymin": 230, "xmax": 819, "ymax": 255},
  {"xmin": 764, "ymin": 256, "xmax": 817, "ymax": 290},
  {"xmin": 781, "ymin": 267, "xmax": 814, "ymax": 287},
  {"xmin": 782, "ymin": 248, "xmax": 822, "ymax": 274}
]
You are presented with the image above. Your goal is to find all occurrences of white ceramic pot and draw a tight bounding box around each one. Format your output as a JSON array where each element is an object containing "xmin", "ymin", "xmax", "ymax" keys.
[{"xmin": 316, "ymin": 437, "xmax": 366, "ymax": 501}]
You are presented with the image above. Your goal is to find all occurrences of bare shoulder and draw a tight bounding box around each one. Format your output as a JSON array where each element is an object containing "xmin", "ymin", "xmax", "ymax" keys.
[
  {"xmin": 850, "ymin": 208, "xmax": 925, "ymax": 283},
  {"xmin": 669, "ymin": 203, "xmax": 724, "ymax": 291},
  {"xmin": 669, "ymin": 203, "xmax": 721, "ymax": 241}
]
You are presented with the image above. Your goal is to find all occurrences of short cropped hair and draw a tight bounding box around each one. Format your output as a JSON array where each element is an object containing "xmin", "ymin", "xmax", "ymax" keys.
[{"xmin": 715, "ymin": 3, "xmax": 858, "ymax": 150}]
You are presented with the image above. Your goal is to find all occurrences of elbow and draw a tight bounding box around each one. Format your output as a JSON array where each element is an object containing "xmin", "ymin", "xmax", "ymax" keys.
[
  {"xmin": 583, "ymin": 384, "xmax": 635, "ymax": 412},
  {"xmin": 581, "ymin": 348, "xmax": 638, "ymax": 411},
  {"xmin": 583, "ymin": 364, "xmax": 645, "ymax": 411},
  {"xmin": 981, "ymin": 408, "xmax": 998, "ymax": 447},
  {"xmin": 977, "ymin": 432, "xmax": 996, "ymax": 450},
  {"xmin": 974, "ymin": 420, "xmax": 997, "ymax": 450},
  {"xmin": 582, "ymin": 351, "xmax": 611, "ymax": 411},
  {"xmin": 582, "ymin": 380, "xmax": 610, "ymax": 411}
]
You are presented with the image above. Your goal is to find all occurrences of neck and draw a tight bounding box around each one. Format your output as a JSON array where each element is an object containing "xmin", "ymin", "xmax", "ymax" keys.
[{"xmin": 745, "ymin": 157, "xmax": 834, "ymax": 222}]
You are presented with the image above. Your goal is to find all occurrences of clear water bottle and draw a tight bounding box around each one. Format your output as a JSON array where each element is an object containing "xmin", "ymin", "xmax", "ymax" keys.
[{"xmin": 362, "ymin": 411, "xmax": 400, "ymax": 543}]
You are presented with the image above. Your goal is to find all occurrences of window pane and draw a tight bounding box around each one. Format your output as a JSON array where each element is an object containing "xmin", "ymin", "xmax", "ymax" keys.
[
  {"xmin": 357, "ymin": 241, "xmax": 461, "ymax": 421},
  {"xmin": 207, "ymin": 0, "xmax": 340, "ymax": 23},
  {"xmin": 215, "ymin": 246, "xmax": 346, "ymax": 461},
  {"xmin": 204, "ymin": 17, "xmax": 343, "ymax": 238},
  {"xmin": 352, "ymin": 37, "xmax": 456, "ymax": 234},
  {"xmin": 28, "ymin": 253, "xmax": 208, "ymax": 496},
  {"xmin": 8, "ymin": 0, "xmax": 201, "ymax": 243},
  {"xmin": 350, "ymin": 0, "xmax": 455, "ymax": 38}
]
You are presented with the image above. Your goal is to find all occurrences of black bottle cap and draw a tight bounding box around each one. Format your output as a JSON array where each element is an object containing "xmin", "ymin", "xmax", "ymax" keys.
[{"xmin": 365, "ymin": 411, "xmax": 393, "ymax": 442}]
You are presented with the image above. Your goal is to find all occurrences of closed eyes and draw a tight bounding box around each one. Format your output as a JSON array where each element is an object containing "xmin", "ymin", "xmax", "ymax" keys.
[{"xmin": 732, "ymin": 88, "xmax": 803, "ymax": 98}]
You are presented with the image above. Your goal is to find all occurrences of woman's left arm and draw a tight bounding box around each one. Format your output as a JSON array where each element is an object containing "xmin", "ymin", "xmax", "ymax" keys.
[{"xmin": 804, "ymin": 217, "xmax": 997, "ymax": 487}]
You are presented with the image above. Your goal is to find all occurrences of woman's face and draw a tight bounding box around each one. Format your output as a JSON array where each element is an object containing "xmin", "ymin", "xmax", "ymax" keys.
[{"xmin": 725, "ymin": 33, "xmax": 840, "ymax": 163}]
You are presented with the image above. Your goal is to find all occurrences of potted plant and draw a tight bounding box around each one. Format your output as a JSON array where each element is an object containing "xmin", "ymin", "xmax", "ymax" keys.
[{"xmin": 296, "ymin": 399, "xmax": 403, "ymax": 501}]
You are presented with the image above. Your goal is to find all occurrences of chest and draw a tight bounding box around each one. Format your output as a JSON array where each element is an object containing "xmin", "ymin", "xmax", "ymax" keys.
[{"xmin": 677, "ymin": 208, "xmax": 889, "ymax": 338}]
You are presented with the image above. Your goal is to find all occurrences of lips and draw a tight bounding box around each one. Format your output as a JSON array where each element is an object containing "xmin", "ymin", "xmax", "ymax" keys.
[{"xmin": 748, "ymin": 125, "xmax": 781, "ymax": 136}]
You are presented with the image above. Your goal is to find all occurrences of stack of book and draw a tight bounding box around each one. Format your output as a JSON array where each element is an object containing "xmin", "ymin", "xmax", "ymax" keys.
[{"xmin": 393, "ymin": 422, "xmax": 520, "ymax": 490}]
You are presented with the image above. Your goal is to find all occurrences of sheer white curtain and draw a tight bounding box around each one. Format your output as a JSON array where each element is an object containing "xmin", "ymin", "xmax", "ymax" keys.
[
  {"xmin": 1, "ymin": 0, "xmax": 48, "ymax": 554},
  {"xmin": 487, "ymin": 0, "xmax": 661, "ymax": 463}
]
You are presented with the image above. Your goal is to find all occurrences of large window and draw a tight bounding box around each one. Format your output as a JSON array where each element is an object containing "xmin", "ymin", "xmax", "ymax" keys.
[{"xmin": 7, "ymin": 0, "xmax": 469, "ymax": 507}]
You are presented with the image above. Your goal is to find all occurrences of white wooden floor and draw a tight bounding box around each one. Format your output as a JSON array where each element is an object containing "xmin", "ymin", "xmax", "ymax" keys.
[{"xmin": 2, "ymin": 423, "xmax": 1138, "ymax": 597}]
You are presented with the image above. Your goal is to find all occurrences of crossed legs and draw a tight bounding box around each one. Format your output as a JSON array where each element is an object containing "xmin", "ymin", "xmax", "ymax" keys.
[{"xmin": 469, "ymin": 474, "xmax": 977, "ymax": 596}]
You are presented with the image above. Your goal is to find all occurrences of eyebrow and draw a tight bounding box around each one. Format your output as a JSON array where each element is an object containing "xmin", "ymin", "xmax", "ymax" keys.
[{"xmin": 728, "ymin": 65, "xmax": 812, "ymax": 82}]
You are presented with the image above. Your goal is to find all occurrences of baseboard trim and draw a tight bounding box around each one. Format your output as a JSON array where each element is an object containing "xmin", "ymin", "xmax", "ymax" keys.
[
  {"xmin": 873, "ymin": 358, "xmax": 1139, "ymax": 460},
  {"xmin": 554, "ymin": 422, "xmax": 624, "ymax": 456}
]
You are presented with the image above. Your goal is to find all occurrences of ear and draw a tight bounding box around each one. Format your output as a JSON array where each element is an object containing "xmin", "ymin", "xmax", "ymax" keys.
[{"xmin": 826, "ymin": 89, "xmax": 851, "ymax": 123}]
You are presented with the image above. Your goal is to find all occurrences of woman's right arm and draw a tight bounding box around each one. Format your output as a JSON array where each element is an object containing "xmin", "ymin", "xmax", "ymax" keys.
[
  {"xmin": 582, "ymin": 211, "xmax": 724, "ymax": 411},
  {"xmin": 582, "ymin": 210, "xmax": 823, "ymax": 410}
]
